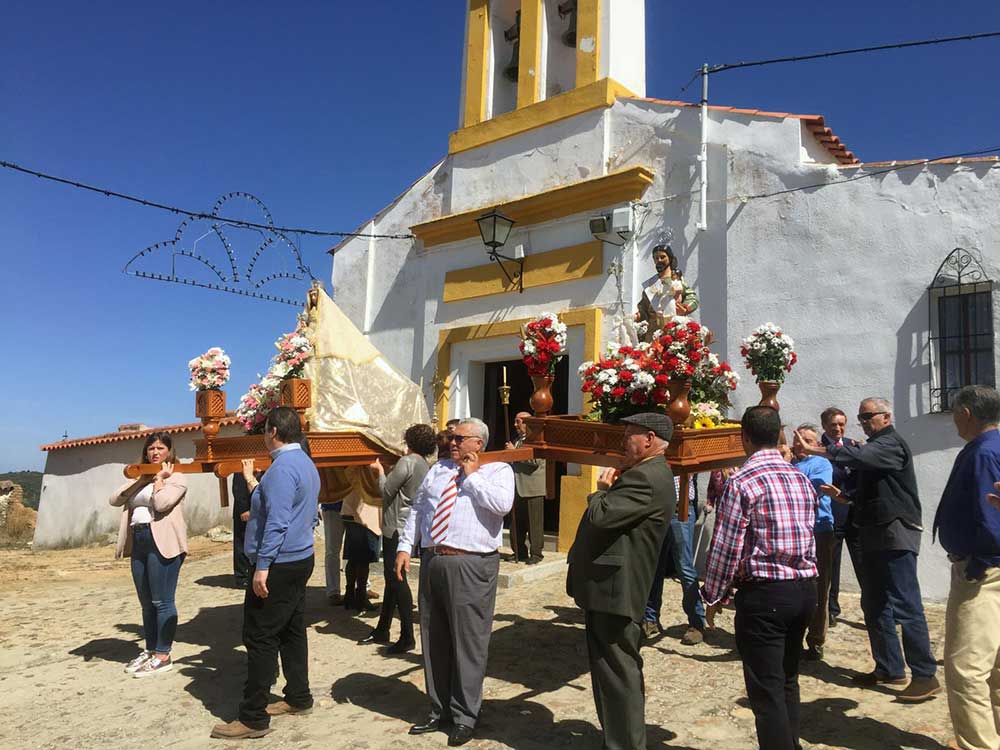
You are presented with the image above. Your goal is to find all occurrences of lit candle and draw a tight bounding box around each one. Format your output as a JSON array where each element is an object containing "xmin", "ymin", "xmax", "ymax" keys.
[{"xmin": 502, "ymin": 366, "xmax": 508, "ymax": 385}]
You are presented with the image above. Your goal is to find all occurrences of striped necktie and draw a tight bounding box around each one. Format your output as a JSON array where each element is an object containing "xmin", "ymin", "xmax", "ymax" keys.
[{"xmin": 430, "ymin": 471, "xmax": 460, "ymax": 544}]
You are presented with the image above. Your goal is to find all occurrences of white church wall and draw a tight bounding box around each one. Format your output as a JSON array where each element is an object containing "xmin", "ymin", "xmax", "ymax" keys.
[{"xmin": 35, "ymin": 426, "xmax": 242, "ymax": 549}]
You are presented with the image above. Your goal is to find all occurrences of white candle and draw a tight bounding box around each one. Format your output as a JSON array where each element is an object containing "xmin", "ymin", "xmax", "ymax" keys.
[{"xmin": 503, "ymin": 365, "xmax": 507, "ymax": 385}]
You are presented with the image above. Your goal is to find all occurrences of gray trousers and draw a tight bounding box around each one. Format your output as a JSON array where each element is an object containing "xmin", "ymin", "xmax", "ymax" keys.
[
  {"xmin": 418, "ymin": 549, "xmax": 500, "ymax": 727},
  {"xmin": 585, "ymin": 610, "xmax": 645, "ymax": 750}
]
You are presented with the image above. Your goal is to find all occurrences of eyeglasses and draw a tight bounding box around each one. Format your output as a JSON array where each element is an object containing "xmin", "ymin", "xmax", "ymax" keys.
[
  {"xmin": 857, "ymin": 411, "xmax": 887, "ymax": 423},
  {"xmin": 448, "ymin": 434, "xmax": 481, "ymax": 445}
]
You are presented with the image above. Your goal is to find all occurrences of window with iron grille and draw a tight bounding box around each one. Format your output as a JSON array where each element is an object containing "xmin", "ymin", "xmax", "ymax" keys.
[{"xmin": 928, "ymin": 248, "xmax": 995, "ymax": 412}]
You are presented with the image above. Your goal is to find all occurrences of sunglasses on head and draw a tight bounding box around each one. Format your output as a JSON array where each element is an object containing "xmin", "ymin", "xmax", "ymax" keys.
[{"xmin": 857, "ymin": 411, "xmax": 887, "ymax": 422}]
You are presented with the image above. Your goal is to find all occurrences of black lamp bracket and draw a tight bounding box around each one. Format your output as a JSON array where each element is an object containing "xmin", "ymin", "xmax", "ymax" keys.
[{"xmin": 488, "ymin": 250, "xmax": 525, "ymax": 293}]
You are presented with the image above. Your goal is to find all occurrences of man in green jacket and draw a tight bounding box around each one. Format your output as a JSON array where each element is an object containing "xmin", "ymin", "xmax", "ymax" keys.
[{"xmin": 567, "ymin": 412, "xmax": 677, "ymax": 750}]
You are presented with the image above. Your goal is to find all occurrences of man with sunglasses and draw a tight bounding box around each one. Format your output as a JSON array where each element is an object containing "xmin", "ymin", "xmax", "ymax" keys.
[
  {"xmin": 798, "ymin": 397, "xmax": 939, "ymax": 702},
  {"xmin": 394, "ymin": 418, "xmax": 514, "ymax": 747}
]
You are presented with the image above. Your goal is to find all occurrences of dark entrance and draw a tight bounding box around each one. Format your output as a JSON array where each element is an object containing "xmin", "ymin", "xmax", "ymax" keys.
[{"xmin": 482, "ymin": 358, "xmax": 569, "ymax": 534}]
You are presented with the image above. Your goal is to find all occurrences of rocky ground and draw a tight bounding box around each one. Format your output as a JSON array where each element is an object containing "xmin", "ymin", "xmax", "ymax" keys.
[{"xmin": 0, "ymin": 539, "xmax": 952, "ymax": 750}]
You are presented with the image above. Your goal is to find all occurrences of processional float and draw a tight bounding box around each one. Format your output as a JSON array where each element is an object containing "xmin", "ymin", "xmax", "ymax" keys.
[{"xmin": 126, "ymin": 286, "xmax": 750, "ymax": 522}]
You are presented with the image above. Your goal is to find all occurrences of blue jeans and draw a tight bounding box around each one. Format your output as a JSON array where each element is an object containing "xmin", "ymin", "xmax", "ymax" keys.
[
  {"xmin": 644, "ymin": 508, "xmax": 706, "ymax": 630},
  {"xmin": 860, "ymin": 548, "xmax": 936, "ymax": 679},
  {"xmin": 130, "ymin": 524, "xmax": 184, "ymax": 654}
]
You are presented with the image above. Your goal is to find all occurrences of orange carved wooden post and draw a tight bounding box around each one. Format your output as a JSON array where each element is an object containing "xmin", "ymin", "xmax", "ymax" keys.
[
  {"xmin": 280, "ymin": 378, "xmax": 311, "ymax": 431},
  {"xmin": 195, "ymin": 389, "xmax": 226, "ymax": 460}
]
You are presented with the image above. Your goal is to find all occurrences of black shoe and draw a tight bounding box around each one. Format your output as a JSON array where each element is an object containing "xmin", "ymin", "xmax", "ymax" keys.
[
  {"xmin": 358, "ymin": 630, "xmax": 390, "ymax": 645},
  {"xmin": 409, "ymin": 716, "xmax": 447, "ymax": 735},
  {"xmin": 526, "ymin": 557, "xmax": 542, "ymax": 565},
  {"xmin": 802, "ymin": 645, "xmax": 823, "ymax": 661},
  {"xmin": 828, "ymin": 613, "xmax": 838, "ymax": 628},
  {"xmin": 448, "ymin": 725, "xmax": 474, "ymax": 746},
  {"xmin": 500, "ymin": 553, "xmax": 516, "ymax": 562},
  {"xmin": 386, "ymin": 638, "xmax": 415, "ymax": 654}
]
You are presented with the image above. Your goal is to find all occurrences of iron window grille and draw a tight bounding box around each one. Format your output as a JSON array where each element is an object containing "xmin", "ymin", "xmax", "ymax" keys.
[{"xmin": 928, "ymin": 247, "xmax": 995, "ymax": 412}]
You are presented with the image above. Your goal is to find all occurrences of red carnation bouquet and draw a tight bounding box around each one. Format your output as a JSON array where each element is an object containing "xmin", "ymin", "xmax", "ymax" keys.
[
  {"xmin": 579, "ymin": 342, "xmax": 669, "ymax": 421},
  {"xmin": 519, "ymin": 312, "xmax": 567, "ymax": 377},
  {"xmin": 649, "ymin": 319, "xmax": 711, "ymax": 381}
]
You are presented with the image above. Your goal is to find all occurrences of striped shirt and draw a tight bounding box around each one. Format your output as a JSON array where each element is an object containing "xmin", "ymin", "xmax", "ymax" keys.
[
  {"xmin": 701, "ymin": 449, "xmax": 817, "ymax": 606},
  {"xmin": 399, "ymin": 459, "xmax": 515, "ymax": 554}
]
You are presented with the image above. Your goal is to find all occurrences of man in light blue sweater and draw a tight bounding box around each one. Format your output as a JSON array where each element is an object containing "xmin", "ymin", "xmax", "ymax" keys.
[{"xmin": 211, "ymin": 407, "xmax": 320, "ymax": 740}]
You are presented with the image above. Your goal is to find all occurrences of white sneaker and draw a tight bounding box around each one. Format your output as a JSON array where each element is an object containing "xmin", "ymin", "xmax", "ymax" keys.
[
  {"xmin": 132, "ymin": 655, "xmax": 173, "ymax": 678},
  {"xmin": 124, "ymin": 651, "xmax": 151, "ymax": 674}
]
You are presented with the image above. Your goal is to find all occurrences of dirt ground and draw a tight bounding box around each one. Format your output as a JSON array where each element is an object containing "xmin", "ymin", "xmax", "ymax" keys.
[{"xmin": 0, "ymin": 539, "xmax": 953, "ymax": 750}]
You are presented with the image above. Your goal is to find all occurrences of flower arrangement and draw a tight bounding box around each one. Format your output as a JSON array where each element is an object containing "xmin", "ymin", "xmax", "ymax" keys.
[
  {"xmin": 689, "ymin": 352, "xmax": 740, "ymax": 410},
  {"xmin": 649, "ymin": 319, "xmax": 711, "ymax": 381},
  {"xmin": 690, "ymin": 401, "xmax": 723, "ymax": 429},
  {"xmin": 740, "ymin": 322, "xmax": 797, "ymax": 383},
  {"xmin": 579, "ymin": 342, "xmax": 669, "ymax": 422},
  {"xmin": 235, "ymin": 317, "xmax": 315, "ymax": 433},
  {"xmin": 188, "ymin": 347, "xmax": 231, "ymax": 391},
  {"xmin": 270, "ymin": 318, "xmax": 313, "ymax": 380},
  {"xmin": 520, "ymin": 312, "xmax": 567, "ymax": 377}
]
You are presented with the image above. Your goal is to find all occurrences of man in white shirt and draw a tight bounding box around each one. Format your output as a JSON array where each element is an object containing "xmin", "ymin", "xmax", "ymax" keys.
[{"xmin": 395, "ymin": 417, "xmax": 514, "ymax": 747}]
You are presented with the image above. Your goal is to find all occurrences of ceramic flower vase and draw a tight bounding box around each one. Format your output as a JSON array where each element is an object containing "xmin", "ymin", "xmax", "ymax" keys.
[
  {"xmin": 758, "ymin": 380, "xmax": 781, "ymax": 411},
  {"xmin": 529, "ymin": 375, "xmax": 555, "ymax": 416},
  {"xmin": 667, "ymin": 378, "xmax": 693, "ymax": 427}
]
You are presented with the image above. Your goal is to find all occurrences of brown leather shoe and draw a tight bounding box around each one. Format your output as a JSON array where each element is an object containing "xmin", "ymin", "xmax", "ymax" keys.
[
  {"xmin": 896, "ymin": 676, "xmax": 942, "ymax": 703},
  {"xmin": 209, "ymin": 720, "xmax": 273, "ymax": 739},
  {"xmin": 265, "ymin": 701, "xmax": 313, "ymax": 716},
  {"xmin": 680, "ymin": 626, "xmax": 704, "ymax": 645},
  {"xmin": 641, "ymin": 621, "xmax": 660, "ymax": 641},
  {"xmin": 851, "ymin": 670, "xmax": 908, "ymax": 687}
]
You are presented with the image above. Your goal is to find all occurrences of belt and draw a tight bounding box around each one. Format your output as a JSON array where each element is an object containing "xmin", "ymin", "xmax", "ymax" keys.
[{"xmin": 426, "ymin": 545, "xmax": 497, "ymax": 558}]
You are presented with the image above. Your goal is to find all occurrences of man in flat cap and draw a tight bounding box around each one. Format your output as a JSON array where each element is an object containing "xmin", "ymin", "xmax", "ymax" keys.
[{"xmin": 567, "ymin": 412, "xmax": 677, "ymax": 750}]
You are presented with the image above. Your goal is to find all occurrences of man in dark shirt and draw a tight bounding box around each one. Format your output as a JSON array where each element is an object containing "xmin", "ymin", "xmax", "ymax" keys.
[
  {"xmin": 934, "ymin": 385, "xmax": 1000, "ymax": 750},
  {"xmin": 804, "ymin": 397, "xmax": 939, "ymax": 702},
  {"xmin": 819, "ymin": 407, "xmax": 861, "ymax": 626}
]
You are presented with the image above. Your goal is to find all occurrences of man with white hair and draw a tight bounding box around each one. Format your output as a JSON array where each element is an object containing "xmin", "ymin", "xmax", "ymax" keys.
[
  {"xmin": 802, "ymin": 397, "xmax": 939, "ymax": 702},
  {"xmin": 395, "ymin": 417, "xmax": 514, "ymax": 747}
]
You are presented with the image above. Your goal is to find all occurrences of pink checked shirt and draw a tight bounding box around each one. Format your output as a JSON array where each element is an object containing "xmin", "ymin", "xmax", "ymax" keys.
[
  {"xmin": 701, "ymin": 449, "xmax": 817, "ymax": 606},
  {"xmin": 399, "ymin": 459, "xmax": 515, "ymax": 554}
]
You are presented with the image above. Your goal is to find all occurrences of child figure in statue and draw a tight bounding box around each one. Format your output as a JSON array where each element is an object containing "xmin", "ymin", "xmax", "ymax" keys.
[{"xmin": 634, "ymin": 244, "xmax": 699, "ymax": 342}]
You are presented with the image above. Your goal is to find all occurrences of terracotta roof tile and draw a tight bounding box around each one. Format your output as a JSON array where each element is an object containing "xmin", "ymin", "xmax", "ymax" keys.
[
  {"xmin": 840, "ymin": 155, "xmax": 1000, "ymax": 169},
  {"xmin": 632, "ymin": 97, "xmax": 860, "ymax": 165},
  {"xmin": 40, "ymin": 417, "xmax": 241, "ymax": 452}
]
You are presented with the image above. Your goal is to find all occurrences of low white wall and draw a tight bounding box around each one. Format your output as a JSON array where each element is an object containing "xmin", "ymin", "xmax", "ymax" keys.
[{"xmin": 34, "ymin": 427, "xmax": 243, "ymax": 549}]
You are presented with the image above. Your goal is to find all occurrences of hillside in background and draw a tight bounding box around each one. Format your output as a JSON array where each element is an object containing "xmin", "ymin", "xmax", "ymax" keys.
[{"xmin": 0, "ymin": 472, "xmax": 42, "ymax": 509}]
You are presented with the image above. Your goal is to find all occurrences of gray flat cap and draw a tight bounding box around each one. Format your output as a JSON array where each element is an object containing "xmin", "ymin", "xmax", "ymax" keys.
[{"xmin": 619, "ymin": 412, "xmax": 674, "ymax": 441}]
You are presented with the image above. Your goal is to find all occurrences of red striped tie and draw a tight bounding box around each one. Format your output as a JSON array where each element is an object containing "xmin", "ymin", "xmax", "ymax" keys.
[{"xmin": 430, "ymin": 471, "xmax": 460, "ymax": 544}]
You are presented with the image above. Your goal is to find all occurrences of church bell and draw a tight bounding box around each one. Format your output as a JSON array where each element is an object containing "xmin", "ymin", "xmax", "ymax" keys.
[
  {"xmin": 557, "ymin": 0, "xmax": 577, "ymax": 47},
  {"xmin": 503, "ymin": 10, "xmax": 521, "ymax": 82}
]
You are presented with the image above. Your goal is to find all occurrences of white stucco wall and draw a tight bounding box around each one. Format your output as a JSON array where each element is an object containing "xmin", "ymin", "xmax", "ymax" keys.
[
  {"xmin": 35, "ymin": 425, "xmax": 243, "ymax": 549},
  {"xmin": 331, "ymin": 92, "xmax": 1000, "ymax": 599}
]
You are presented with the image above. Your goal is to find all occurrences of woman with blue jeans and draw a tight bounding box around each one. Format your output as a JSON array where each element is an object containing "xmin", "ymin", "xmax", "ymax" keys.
[{"xmin": 110, "ymin": 432, "xmax": 188, "ymax": 678}]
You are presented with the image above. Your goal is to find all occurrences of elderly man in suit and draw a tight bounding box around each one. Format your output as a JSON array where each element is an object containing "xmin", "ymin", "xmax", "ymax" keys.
[
  {"xmin": 505, "ymin": 411, "xmax": 547, "ymax": 564},
  {"xmin": 567, "ymin": 412, "xmax": 676, "ymax": 750}
]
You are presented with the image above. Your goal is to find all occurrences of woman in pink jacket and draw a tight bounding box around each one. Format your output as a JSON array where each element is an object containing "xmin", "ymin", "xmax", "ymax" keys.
[{"xmin": 110, "ymin": 432, "xmax": 188, "ymax": 678}]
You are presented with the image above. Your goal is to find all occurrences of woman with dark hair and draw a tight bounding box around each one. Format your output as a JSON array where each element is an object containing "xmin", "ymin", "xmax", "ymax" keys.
[
  {"xmin": 362, "ymin": 423, "xmax": 437, "ymax": 653},
  {"xmin": 110, "ymin": 431, "xmax": 188, "ymax": 677}
]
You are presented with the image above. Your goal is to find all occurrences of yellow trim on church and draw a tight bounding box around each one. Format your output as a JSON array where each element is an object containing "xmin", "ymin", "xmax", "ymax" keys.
[
  {"xmin": 463, "ymin": 0, "xmax": 491, "ymax": 128},
  {"xmin": 442, "ymin": 241, "xmax": 603, "ymax": 302},
  {"xmin": 449, "ymin": 77, "xmax": 634, "ymax": 154},
  {"xmin": 575, "ymin": 0, "xmax": 601, "ymax": 86},
  {"xmin": 517, "ymin": 1, "xmax": 543, "ymax": 108},
  {"xmin": 411, "ymin": 165, "xmax": 653, "ymax": 248},
  {"xmin": 433, "ymin": 306, "xmax": 602, "ymax": 551}
]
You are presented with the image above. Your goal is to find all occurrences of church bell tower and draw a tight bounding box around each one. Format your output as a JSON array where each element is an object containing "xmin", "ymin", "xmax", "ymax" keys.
[{"xmin": 455, "ymin": 0, "xmax": 646, "ymax": 147}]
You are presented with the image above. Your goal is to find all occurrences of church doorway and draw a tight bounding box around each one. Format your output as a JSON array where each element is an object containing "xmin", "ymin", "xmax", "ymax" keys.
[{"xmin": 481, "ymin": 357, "xmax": 569, "ymax": 535}]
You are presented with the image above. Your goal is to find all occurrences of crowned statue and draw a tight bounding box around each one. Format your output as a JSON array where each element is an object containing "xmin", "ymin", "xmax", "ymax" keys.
[{"xmin": 634, "ymin": 243, "xmax": 699, "ymax": 343}]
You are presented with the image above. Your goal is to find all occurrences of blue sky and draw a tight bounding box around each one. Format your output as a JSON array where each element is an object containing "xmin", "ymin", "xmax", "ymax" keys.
[{"xmin": 2, "ymin": 1, "xmax": 998, "ymax": 471}]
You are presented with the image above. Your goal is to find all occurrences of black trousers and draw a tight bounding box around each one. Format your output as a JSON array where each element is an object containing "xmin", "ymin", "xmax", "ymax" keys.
[
  {"xmin": 734, "ymin": 578, "xmax": 817, "ymax": 750},
  {"xmin": 828, "ymin": 526, "xmax": 863, "ymax": 617},
  {"xmin": 374, "ymin": 534, "xmax": 414, "ymax": 641},
  {"xmin": 513, "ymin": 493, "xmax": 544, "ymax": 561},
  {"xmin": 585, "ymin": 610, "xmax": 645, "ymax": 750},
  {"xmin": 233, "ymin": 531, "xmax": 251, "ymax": 584},
  {"xmin": 239, "ymin": 555, "xmax": 314, "ymax": 729}
]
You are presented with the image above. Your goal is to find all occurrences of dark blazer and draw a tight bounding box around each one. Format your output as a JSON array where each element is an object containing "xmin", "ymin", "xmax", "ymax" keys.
[
  {"xmin": 822, "ymin": 434, "xmax": 859, "ymax": 530},
  {"xmin": 566, "ymin": 455, "xmax": 675, "ymax": 622}
]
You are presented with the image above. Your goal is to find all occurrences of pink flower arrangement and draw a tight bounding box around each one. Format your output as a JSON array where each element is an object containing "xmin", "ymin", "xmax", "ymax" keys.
[
  {"xmin": 270, "ymin": 319, "xmax": 313, "ymax": 379},
  {"xmin": 188, "ymin": 347, "xmax": 231, "ymax": 391},
  {"xmin": 234, "ymin": 318, "xmax": 314, "ymax": 433}
]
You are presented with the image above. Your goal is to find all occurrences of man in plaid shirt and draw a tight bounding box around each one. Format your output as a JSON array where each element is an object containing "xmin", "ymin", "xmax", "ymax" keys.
[{"xmin": 701, "ymin": 406, "xmax": 818, "ymax": 750}]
